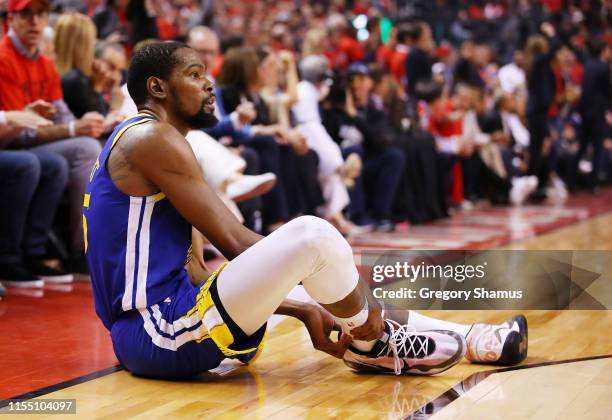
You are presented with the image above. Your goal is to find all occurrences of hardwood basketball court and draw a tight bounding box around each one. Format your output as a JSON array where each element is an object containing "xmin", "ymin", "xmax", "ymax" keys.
[{"xmin": 1, "ymin": 191, "xmax": 611, "ymax": 419}]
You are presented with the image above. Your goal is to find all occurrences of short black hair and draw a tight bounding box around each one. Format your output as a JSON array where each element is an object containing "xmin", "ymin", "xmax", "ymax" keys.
[
  {"xmin": 127, "ymin": 41, "xmax": 191, "ymax": 106},
  {"xmin": 588, "ymin": 38, "xmax": 607, "ymax": 58},
  {"xmin": 415, "ymin": 79, "xmax": 443, "ymax": 103},
  {"xmin": 397, "ymin": 22, "xmax": 421, "ymax": 44}
]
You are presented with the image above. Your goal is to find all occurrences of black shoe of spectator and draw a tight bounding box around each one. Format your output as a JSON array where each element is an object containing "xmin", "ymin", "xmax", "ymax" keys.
[
  {"xmin": 0, "ymin": 263, "xmax": 44, "ymax": 288},
  {"xmin": 376, "ymin": 219, "xmax": 396, "ymax": 232},
  {"xmin": 24, "ymin": 257, "xmax": 73, "ymax": 284},
  {"xmin": 528, "ymin": 189, "xmax": 547, "ymax": 203}
]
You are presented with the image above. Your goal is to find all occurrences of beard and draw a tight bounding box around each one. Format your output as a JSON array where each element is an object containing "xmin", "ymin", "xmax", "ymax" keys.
[{"xmin": 183, "ymin": 99, "xmax": 219, "ymax": 129}]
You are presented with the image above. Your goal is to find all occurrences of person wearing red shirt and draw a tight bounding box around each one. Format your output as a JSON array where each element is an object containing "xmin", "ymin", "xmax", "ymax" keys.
[{"xmin": 0, "ymin": 0, "xmax": 103, "ymax": 272}]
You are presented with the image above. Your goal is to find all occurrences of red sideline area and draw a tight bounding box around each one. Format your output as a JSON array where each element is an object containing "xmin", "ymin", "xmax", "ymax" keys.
[{"xmin": 1, "ymin": 188, "xmax": 611, "ymax": 399}]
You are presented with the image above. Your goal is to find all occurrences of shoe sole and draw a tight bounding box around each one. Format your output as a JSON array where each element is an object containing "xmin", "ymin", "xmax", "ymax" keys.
[
  {"xmin": 2, "ymin": 279, "xmax": 44, "ymax": 288},
  {"xmin": 344, "ymin": 330, "xmax": 467, "ymax": 376},
  {"xmin": 230, "ymin": 178, "xmax": 276, "ymax": 203},
  {"xmin": 40, "ymin": 274, "xmax": 74, "ymax": 284},
  {"xmin": 497, "ymin": 315, "xmax": 528, "ymax": 366}
]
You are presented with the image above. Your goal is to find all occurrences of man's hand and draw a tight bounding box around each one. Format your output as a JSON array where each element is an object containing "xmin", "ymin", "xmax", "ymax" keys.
[
  {"xmin": 275, "ymin": 300, "xmax": 352, "ymax": 359},
  {"xmin": 457, "ymin": 137, "xmax": 475, "ymax": 157},
  {"xmin": 25, "ymin": 100, "xmax": 56, "ymax": 119},
  {"xmin": 5, "ymin": 110, "xmax": 52, "ymax": 129},
  {"xmin": 76, "ymin": 112, "xmax": 105, "ymax": 138},
  {"xmin": 301, "ymin": 304, "xmax": 352, "ymax": 358},
  {"xmin": 236, "ymin": 101, "xmax": 257, "ymax": 125},
  {"xmin": 286, "ymin": 129, "xmax": 309, "ymax": 155},
  {"xmin": 278, "ymin": 50, "xmax": 296, "ymax": 71},
  {"xmin": 103, "ymin": 110, "xmax": 125, "ymax": 133}
]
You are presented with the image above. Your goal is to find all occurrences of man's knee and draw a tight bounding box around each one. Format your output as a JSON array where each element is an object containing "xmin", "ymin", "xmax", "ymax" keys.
[
  {"xmin": 12, "ymin": 152, "xmax": 41, "ymax": 183},
  {"xmin": 73, "ymin": 136, "xmax": 102, "ymax": 160},
  {"xmin": 37, "ymin": 152, "xmax": 69, "ymax": 188},
  {"xmin": 288, "ymin": 215, "xmax": 351, "ymax": 260}
]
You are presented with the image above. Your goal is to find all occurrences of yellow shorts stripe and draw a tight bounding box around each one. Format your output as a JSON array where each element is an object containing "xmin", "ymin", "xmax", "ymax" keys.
[{"xmin": 181, "ymin": 262, "xmax": 263, "ymax": 359}]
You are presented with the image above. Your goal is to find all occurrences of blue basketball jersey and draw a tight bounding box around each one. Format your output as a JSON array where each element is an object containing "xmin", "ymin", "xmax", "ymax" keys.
[{"xmin": 84, "ymin": 113, "xmax": 193, "ymax": 330}]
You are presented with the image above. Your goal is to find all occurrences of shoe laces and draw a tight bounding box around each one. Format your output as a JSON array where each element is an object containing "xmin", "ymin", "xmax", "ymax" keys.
[{"xmin": 385, "ymin": 320, "xmax": 431, "ymax": 375}]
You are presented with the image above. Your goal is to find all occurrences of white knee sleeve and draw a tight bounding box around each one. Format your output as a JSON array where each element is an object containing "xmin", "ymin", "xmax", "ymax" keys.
[{"xmin": 294, "ymin": 216, "xmax": 359, "ymax": 304}]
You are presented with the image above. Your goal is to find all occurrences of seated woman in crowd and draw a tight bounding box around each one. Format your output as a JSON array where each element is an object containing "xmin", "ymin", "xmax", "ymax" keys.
[
  {"xmin": 216, "ymin": 46, "xmax": 318, "ymax": 233},
  {"xmin": 54, "ymin": 12, "xmax": 124, "ymax": 135}
]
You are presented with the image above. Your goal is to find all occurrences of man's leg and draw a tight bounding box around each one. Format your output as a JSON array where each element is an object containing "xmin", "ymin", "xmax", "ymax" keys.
[
  {"xmin": 20, "ymin": 150, "xmax": 74, "ymax": 283},
  {"xmin": 364, "ymin": 147, "xmax": 406, "ymax": 224},
  {"xmin": 216, "ymin": 216, "xmax": 467, "ymax": 375},
  {"xmin": 22, "ymin": 150, "xmax": 69, "ymax": 260},
  {"xmin": 30, "ymin": 137, "xmax": 102, "ymax": 254},
  {"xmin": 0, "ymin": 151, "xmax": 43, "ymax": 287},
  {"xmin": 396, "ymin": 310, "xmax": 528, "ymax": 366},
  {"xmin": 217, "ymin": 216, "xmax": 366, "ymax": 337}
]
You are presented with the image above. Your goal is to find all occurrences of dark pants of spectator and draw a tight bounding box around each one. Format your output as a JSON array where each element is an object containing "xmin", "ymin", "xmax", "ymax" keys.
[
  {"xmin": 30, "ymin": 137, "xmax": 101, "ymax": 254},
  {"xmin": 343, "ymin": 144, "xmax": 405, "ymax": 221},
  {"xmin": 393, "ymin": 130, "xmax": 448, "ymax": 223},
  {"xmin": 238, "ymin": 146, "xmax": 264, "ymax": 232},
  {"xmin": 462, "ymin": 153, "xmax": 511, "ymax": 204},
  {"xmin": 291, "ymin": 150, "xmax": 323, "ymax": 216},
  {"xmin": 550, "ymin": 140, "xmax": 576, "ymax": 187},
  {"xmin": 0, "ymin": 150, "xmax": 68, "ymax": 264},
  {"xmin": 527, "ymin": 113, "xmax": 550, "ymax": 189},
  {"xmin": 242, "ymin": 135, "xmax": 290, "ymax": 227},
  {"xmin": 573, "ymin": 117, "xmax": 606, "ymax": 190}
]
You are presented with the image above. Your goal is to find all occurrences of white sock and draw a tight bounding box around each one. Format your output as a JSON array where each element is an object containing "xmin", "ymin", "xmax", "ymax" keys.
[
  {"xmin": 333, "ymin": 300, "xmax": 376, "ymax": 352},
  {"xmin": 408, "ymin": 310, "xmax": 473, "ymax": 338}
]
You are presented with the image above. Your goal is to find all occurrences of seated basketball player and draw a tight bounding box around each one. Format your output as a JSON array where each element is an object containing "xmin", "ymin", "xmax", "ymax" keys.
[{"xmin": 83, "ymin": 42, "xmax": 527, "ymax": 379}]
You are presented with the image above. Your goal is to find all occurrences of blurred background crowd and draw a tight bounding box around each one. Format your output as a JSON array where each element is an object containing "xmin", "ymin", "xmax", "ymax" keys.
[{"xmin": 0, "ymin": 0, "xmax": 610, "ymax": 291}]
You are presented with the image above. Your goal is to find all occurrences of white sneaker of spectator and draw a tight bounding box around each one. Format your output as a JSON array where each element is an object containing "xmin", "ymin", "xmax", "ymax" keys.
[
  {"xmin": 510, "ymin": 176, "xmax": 538, "ymax": 205},
  {"xmin": 226, "ymin": 173, "xmax": 277, "ymax": 203}
]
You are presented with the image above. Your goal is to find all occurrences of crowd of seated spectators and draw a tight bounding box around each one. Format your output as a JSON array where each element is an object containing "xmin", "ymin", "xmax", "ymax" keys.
[{"xmin": 0, "ymin": 0, "xmax": 610, "ymax": 296}]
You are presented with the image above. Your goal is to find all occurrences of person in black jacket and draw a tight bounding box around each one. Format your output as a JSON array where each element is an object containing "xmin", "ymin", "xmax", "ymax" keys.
[
  {"xmin": 574, "ymin": 39, "xmax": 612, "ymax": 192},
  {"xmin": 524, "ymin": 27, "xmax": 560, "ymax": 198},
  {"xmin": 404, "ymin": 21, "xmax": 435, "ymax": 99}
]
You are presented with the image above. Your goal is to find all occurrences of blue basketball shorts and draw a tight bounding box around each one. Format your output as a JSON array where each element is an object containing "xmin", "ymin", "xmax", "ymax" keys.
[{"xmin": 110, "ymin": 263, "xmax": 267, "ymax": 379}]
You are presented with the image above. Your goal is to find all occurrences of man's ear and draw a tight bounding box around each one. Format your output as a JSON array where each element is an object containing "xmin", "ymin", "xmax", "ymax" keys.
[{"xmin": 147, "ymin": 77, "xmax": 167, "ymax": 100}]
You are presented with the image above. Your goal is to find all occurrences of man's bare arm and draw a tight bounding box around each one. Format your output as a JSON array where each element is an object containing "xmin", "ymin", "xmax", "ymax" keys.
[{"xmin": 129, "ymin": 123, "xmax": 263, "ymax": 260}]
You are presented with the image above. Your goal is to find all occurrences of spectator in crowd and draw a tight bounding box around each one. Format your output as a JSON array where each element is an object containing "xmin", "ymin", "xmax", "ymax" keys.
[
  {"xmin": 524, "ymin": 27, "xmax": 558, "ymax": 200},
  {"xmin": 55, "ymin": 12, "xmax": 122, "ymax": 132},
  {"xmin": 405, "ymin": 21, "xmax": 435, "ymax": 99},
  {"xmin": 95, "ymin": 41, "xmax": 127, "ymax": 114},
  {"xmin": 216, "ymin": 46, "xmax": 305, "ymax": 232},
  {"xmin": 321, "ymin": 62, "xmax": 406, "ymax": 231},
  {"xmin": 0, "ymin": 0, "xmax": 103, "ymax": 273},
  {"xmin": 325, "ymin": 13, "xmax": 364, "ymax": 71},
  {"xmin": 574, "ymin": 39, "xmax": 612, "ymax": 192},
  {"xmin": 292, "ymin": 54, "xmax": 363, "ymax": 234},
  {"xmin": 0, "ymin": 106, "xmax": 71, "ymax": 287}
]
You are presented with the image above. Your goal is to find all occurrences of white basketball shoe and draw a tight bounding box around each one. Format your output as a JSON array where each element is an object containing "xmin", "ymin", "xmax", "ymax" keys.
[
  {"xmin": 343, "ymin": 319, "xmax": 466, "ymax": 375},
  {"xmin": 466, "ymin": 315, "xmax": 528, "ymax": 365}
]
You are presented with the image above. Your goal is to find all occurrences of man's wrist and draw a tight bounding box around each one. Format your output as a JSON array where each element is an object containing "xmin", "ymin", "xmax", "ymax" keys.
[{"xmin": 68, "ymin": 121, "xmax": 76, "ymax": 137}]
